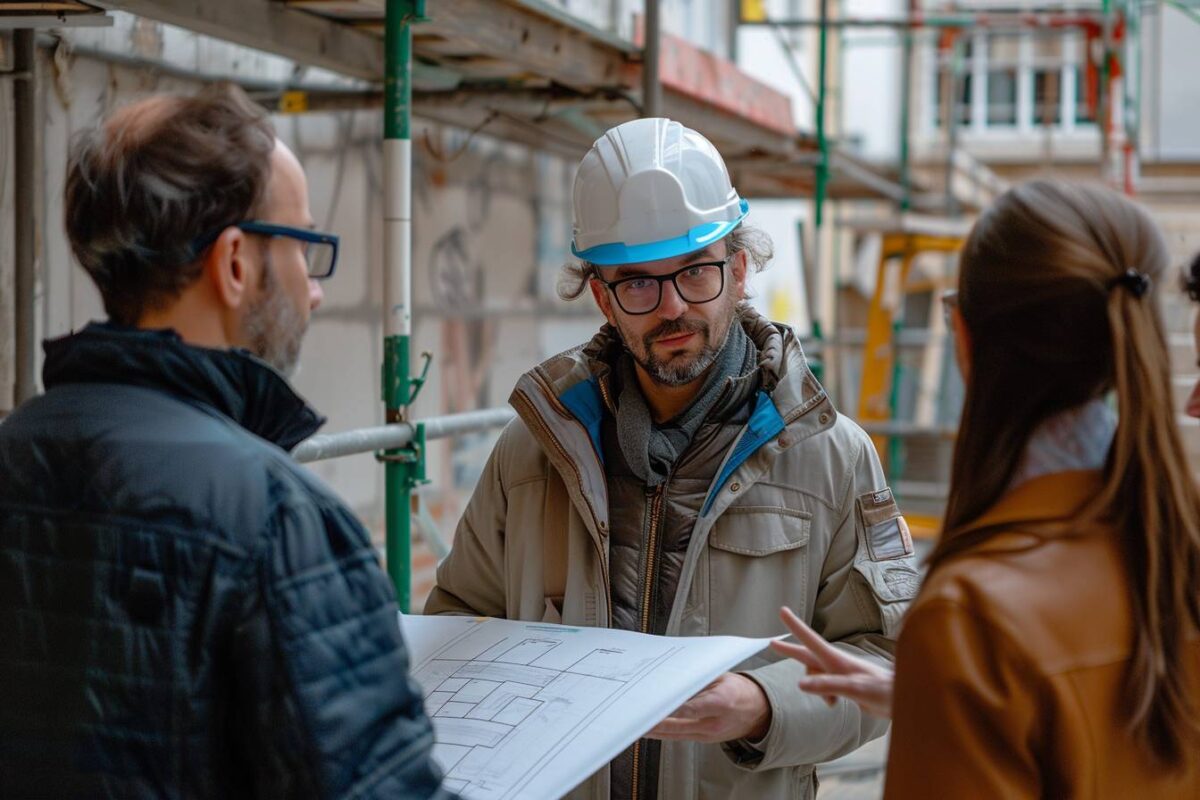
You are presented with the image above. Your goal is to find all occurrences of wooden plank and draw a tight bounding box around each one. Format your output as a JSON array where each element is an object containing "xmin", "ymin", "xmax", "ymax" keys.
[
  {"xmin": 284, "ymin": 0, "xmax": 383, "ymax": 21},
  {"xmin": 0, "ymin": 2, "xmax": 97, "ymax": 10},
  {"xmin": 81, "ymin": 0, "xmax": 907, "ymax": 206},
  {"xmin": 661, "ymin": 90, "xmax": 796, "ymax": 158},
  {"xmin": 88, "ymin": 0, "xmax": 385, "ymax": 79},
  {"xmin": 420, "ymin": 0, "xmax": 631, "ymax": 91},
  {"xmin": 413, "ymin": 104, "xmax": 591, "ymax": 161}
]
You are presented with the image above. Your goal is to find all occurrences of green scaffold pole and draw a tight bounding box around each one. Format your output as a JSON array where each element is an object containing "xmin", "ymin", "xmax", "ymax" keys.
[{"xmin": 382, "ymin": 0, "xmax": 427, "ymax": 612}]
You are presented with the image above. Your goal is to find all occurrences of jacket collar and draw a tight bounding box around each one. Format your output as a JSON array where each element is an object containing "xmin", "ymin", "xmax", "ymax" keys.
[
  {"xmin": 545, "ymin": 305, "xmax": 821, "ymax": 420},
  {"xmin": 510, "ymin": 308, "xmax": 828, "ymax": 519},
  {"xmin": 955, "ymin": 469, "xmax": 1106, "ymax": 543},
  {"xmin": 41, "ymin": 322, "xmax": 325, "ymax": 451}
]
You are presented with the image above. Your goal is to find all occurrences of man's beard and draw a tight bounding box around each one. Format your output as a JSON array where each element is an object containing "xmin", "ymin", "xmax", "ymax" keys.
[
  {"xmin": 242, "ymin": 251, "xmax": 307, "ymax": 378},
  {"xmin": 618, "ymin": 293, "xmax": 738, "ymax": 387}
]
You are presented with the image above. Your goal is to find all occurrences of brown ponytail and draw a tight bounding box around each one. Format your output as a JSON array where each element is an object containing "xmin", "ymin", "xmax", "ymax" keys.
[
  {"xmin": 931, "ymin": 179, "xmax": 1200, "ymax": 766},
  {"xmin": 1101, "ymin": 265, "xmax": 1200, "ymax": 764}
]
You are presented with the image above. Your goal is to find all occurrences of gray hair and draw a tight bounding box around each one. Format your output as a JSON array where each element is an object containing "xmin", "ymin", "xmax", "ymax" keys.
[{"xmin": 556, "ymin": 224, "xmax": 775, "ymax": 301}]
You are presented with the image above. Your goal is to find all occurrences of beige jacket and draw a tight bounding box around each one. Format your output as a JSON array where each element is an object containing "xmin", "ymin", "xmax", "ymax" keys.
[{"xmin": 426, "ymin": 320, "xmax": 918, "ymax": 799}]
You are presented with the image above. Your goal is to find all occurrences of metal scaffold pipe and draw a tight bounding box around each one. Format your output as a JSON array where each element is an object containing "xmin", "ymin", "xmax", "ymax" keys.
[
  {"xmin": 382, "ymin": 0, "xmax": 427, "ymax": 612},
  {"xmin": 1122, "ymin": 0, "xmax": 1141, "ymax": 195},
  {"xmin": 13, "ymin": 29, "xmax": 38, "ymax": 406},
  {"xmin": 809, "ymin": 0, "xmax": 830, "ymax": 360},
  {"xmin": 293, "ymin": 408, "xmax": 517, "ymax": 464},
  {"xmin": 739, "ymin": 12, "xmax": 1109, "ymax": 29},
  {"xmin": 814, "ymin": 0, "xmax": 830, "ymax": 233},
  {"xmin": 1100, "ymin": 0, "xmax": 1116, "ymax": 187},
  {"xmin": 899, "ymin": 1, "xmax": 915, "ymax": 211},
  {"xmin": 643, "ymin": 0, "xmax": 662, "ymax": 117}
]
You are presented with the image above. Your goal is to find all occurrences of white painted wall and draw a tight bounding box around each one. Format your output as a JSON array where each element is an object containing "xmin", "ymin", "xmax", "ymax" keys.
[
  {"xmin": 1151, "ymin": 4, "xmax": 1200, "ymax": 161},
  {"xmin": 742, "ymin": 201, "xmax": 813, "ymax": 335},
  {"xmin": 735, "ymin": 0, "xmax": 817, "ymax": 132},
  {"xmin": 547, "ymin": 0, "xmax": 731, "ymax": 58},
  {"xmin": 841, "ymin": 0, "xmax": 904, "ymax": 161}
]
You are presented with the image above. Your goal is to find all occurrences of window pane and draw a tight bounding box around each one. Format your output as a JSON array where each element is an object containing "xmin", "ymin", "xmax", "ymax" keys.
[
  {"xmin": 1034, "ymin": 70, "xmax": 1062, "ymax": 126},
  {"xmin": 934, "ymin": 69, "xmax": 972, "ymax": 128},
  {"xmin": 1074, "ymin": 66, "xmax": 1096, "ymax": 124},
  {"xmin": 958, "ymin": 74, "xmax": 973, "ymax": 125},
  {"xmin": 988, "ymin": 35, "xmax": 1020, "ymax": 66},
  {"xmin": 1031, "ymin": 33, "xmax": 1063, "ymax": 66},
  {"xmin": 933, "ymin": 37, "xmax": 972, "ymax": 129},
  {"xmin": 987, "ymin": 69, "xmax": 1017, "ymax": 126},
  {"xmin": 934, "ymin": 68, "xmax": 945, "ymax": 129}
]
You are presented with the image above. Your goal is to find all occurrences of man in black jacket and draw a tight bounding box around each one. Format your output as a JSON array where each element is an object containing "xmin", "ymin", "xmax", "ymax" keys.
[{"xmin": 0, "ymin": 85, "xmax": 453, "ymax": 798}]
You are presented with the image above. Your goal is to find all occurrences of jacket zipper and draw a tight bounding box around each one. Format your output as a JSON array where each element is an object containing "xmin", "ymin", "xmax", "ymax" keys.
[
  {"xmin": 632, "ymin": 482, "xmax": 666, "ymax": 800},
  {"xmin": 631, "ymin": 743, "xmax": 640, "ymax": 800},
  {"xmin": 639, "ymin": 484, "xmax": 665, "ymax": 634},
  {"xmin": 597, "ymin": 372, "xmax": 617, "ymax": 415},
  {"xmin": 511, "ymin": 388, "xmax": 613, "ymax": 624}
]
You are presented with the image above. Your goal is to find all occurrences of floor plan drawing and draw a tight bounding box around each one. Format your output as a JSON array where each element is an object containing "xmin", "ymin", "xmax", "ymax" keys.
[{"xmin": 400, "ymin": 614, "xmax": 773, "ymax": 800}]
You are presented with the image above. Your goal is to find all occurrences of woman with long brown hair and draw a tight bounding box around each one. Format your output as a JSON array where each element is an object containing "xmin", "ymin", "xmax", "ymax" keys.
[{"xmin": 775, "ymin": 179, "xmax": 1200, "ymax": 796}]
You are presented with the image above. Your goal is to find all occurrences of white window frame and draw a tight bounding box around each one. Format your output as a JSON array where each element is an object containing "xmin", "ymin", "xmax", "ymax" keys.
[{"xmin": 923, "ymin": 28, "xmax": 1100, "ymax": 140}]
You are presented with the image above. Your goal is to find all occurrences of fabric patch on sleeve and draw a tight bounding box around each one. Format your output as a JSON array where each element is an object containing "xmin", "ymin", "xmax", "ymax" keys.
[{"xmin": 856, "ymin": 488, "xmax": 914, "ymax": 561}]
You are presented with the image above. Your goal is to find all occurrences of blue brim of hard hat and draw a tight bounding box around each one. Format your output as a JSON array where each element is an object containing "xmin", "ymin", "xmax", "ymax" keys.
[{"xmin": 572, "ymin": 199, "xmax": 750, "ymax": 266}]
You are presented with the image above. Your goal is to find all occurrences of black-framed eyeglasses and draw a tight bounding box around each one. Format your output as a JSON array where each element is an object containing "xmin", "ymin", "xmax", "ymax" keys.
[
  {"xmin": 1184, "ymin": 275, "xmax": 1200, "ymax": 303},
  {"xmin": 598, "ymin": 256, "xmax": 729, "ymax": 315},
  {"xmin": 189, "ymin": 220, "xmax": 339, "ymax": 279},
  {"xmin": 940, "ymin": 289, "xmax": 959, "ymax": 326}
]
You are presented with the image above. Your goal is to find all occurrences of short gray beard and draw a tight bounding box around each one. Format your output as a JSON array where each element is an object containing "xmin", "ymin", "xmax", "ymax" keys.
[
  {"xmin": 619, "ymin": 294, "xmax": 738, "ymax": 388},
  {"xmin": 242, "ymin": 252, "xmax": 307, "ymax": 377},
  {"xmin": 641, "ymin": 327, "xmax": 724, "ymax": 386}
]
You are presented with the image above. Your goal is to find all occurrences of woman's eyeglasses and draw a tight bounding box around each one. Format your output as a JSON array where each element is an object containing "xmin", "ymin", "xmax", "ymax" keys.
[{"xmin": 940, "ymin": 290, "xmax": 959, "ymax": 327}]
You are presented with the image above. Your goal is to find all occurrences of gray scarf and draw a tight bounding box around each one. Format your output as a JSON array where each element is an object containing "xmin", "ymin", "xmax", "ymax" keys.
[{"xmin": 615, "ymin": 320, "xmax": 757, "ymax": 487}]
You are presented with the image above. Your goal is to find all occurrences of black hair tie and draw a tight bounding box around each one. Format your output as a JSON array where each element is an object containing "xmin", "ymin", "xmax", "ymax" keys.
[{"xmin": 1110, "ymin": 268, "xmax": 1151, "ymax": 298}]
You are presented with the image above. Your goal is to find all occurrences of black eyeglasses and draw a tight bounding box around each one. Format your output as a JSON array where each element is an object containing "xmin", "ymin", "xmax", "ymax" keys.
[
  {"xmin": 940, "ymin": 289, "xmax": 959, "ymax": 326},
  {"xmin": 189, "ymin": 221, "xmax": 339, "ymax": 280},
  {"xmin": 598, "ymin": 256, "xmax": 729, "ymax": 315}
]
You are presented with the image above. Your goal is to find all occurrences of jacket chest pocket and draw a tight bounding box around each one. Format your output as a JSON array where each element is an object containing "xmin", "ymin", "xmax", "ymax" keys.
[{"xmin": 706, "ymin": 506, "xmax": 811, "ymax": 638}]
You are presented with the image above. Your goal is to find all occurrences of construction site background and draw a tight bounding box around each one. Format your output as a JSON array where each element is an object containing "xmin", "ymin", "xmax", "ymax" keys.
[{"xmin": 2, "ymin": 0, "xmax": 1200, "ymax": 618}]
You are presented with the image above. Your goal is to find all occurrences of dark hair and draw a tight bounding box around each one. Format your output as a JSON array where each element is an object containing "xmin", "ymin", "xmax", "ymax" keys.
[
  {"xmin": 1183, "ymin": 252, "xmax": 1200, "ymax": 302},
  {"xmin": 64, "ymin": 83, "xmax": 276, "ymax": 325},
  {"xmin": 932, "ymin": 179, "xmax": 1200, "ymax": 767},
  {"xmin": 555, "ymin": 224, "xmax": 774, "ymax": 301}
]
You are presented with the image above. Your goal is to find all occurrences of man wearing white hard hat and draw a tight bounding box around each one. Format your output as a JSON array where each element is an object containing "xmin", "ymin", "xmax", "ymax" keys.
[{"xmin": 427, "ymin": 118, "xmax": 917, "ymax": 799}]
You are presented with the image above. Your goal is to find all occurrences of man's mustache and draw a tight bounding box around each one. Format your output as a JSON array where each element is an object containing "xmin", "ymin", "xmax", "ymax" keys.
[{"xmin": 643, "ymin": 318, "xmax": 708, "ymax": 349}]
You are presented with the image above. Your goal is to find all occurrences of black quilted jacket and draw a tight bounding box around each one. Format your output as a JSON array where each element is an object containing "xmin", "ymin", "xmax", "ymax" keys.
[{"xmin": 0, "ymin": 323, "xmax": 452, "ymax": 799}]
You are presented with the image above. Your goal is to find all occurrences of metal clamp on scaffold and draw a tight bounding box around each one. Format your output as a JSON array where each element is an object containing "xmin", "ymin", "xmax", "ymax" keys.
[{"xmin": 375, "ymin": 422, "xmax": 427, "ymax": 476}]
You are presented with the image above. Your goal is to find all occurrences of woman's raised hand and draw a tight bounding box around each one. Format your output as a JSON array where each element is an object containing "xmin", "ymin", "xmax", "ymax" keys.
[{"xmin": 770, "ymin": 606, "xmax": 895, "ymax": 719}]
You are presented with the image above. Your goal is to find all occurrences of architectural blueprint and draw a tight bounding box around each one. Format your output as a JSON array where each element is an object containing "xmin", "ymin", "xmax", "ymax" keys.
[{"xmin": 399, "ymin": 614, "xmax": 773, "ymax": 800}]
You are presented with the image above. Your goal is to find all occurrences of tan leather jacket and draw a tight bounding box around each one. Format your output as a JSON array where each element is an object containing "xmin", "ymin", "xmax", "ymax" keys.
[
  {"xmin": 886, "ymin": 470, "xmax": 1200, "ymax": 799},
  {"xmin": 427, "ymin": 317, "xmax": 919, "ymax": 800}
]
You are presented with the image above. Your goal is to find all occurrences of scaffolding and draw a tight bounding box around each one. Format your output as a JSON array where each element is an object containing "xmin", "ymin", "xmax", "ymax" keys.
[
  {"xmin": 0, "ymin": 0, "xmax": 1163, "ymax": 593},
  {"xmin": 5, "ymin": 0, "xmax": 922, "ymax": 609},
  {"xmin": 737, "ymin": 0, "xmax": 1146, "ymax": 532}
]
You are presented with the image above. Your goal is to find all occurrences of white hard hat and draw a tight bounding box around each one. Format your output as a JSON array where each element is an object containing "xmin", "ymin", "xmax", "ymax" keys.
[{"xmin": 571, "ymin": 117, "xmax": 749, "ymax": 266}]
